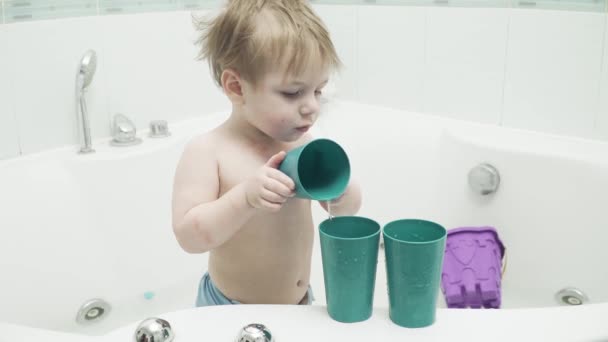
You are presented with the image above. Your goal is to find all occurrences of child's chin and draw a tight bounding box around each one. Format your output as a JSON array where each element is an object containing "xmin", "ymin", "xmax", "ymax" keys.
[
  {"xmin": 273, "ymin": 131, "xmax": 304, "ymax": 142},
  {"xmin": 280, "ymin": 135, "xmax": 302, "ymax": 143}
]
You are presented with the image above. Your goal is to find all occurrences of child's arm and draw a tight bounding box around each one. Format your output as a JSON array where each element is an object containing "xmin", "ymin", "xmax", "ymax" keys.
[
  {"xmin": 172, "ymin": 140, "xmax": 295, "ymax": 254},
  {"xmin": 319, "ymin": 179, "xmax": 362, "ymax": 217}
]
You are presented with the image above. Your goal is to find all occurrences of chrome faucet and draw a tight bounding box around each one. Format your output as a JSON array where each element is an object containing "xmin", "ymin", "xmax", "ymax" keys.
[
  {"xmin": 75, "ymin": 50, "xmax": 97, "ymax": 154},
  {"xmin": 111, "ymin": 113, "xmax": 142, "ymax": 146}
]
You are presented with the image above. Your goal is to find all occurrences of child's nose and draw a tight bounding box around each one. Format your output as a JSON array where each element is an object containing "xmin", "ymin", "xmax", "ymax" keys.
[{"xmin": 300, "ymin": 95, "xmax": 320, "ymax": 116}]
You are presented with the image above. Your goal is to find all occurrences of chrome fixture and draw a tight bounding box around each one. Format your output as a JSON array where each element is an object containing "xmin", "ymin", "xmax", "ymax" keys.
[
  {"xmin": 135, "ymin": 317, "xmax": 175, "ymax": 342},
  {"xmin": 555, "ymin": 287, "xmax": 588, "ymax": 306},
  {"xmin": 236, "ymin": 323, "xmax": 274, "ymax": 342},
  {"xmin": 149, "ymin": 120, "xmax": 171, "ymax": 138},
  {"xmin": 468, "ymin": 163, "xmax": 500, "ymax": 195},
  {"xmin": 76, "ymin": 50, "xmax": 97, "ymax": 154},
  {"xmin": 75, "ymin": 298, "xmax": 111, "ymax": 325},
  {"xmin": 111, "ymin": 113, "xmax": 142, "ymax": 146}
]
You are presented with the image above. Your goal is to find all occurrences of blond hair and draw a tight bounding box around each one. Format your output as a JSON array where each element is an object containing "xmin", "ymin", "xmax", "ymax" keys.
[{"xmin": 194, "ymin": 0, "xmax": 341, "ymax": 87}]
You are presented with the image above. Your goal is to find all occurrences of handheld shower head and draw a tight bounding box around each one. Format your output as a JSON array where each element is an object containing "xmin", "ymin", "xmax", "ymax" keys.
[
  {"xmin": 77, "ymin": 50, "xmax": 97, "ymax": 91},
  {"xmin": 75, "ymin": 49, "xmax": 97, "ymax": 154}
]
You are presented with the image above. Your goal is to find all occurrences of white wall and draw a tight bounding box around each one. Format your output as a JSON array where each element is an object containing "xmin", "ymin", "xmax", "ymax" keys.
[
  {"xmin": 354, "ymin": 6, "xmax": 608, "ymax": 138},
  {"xmin": 1, "ymin": 5, "xmax": 608, "ymax": 160},
  {"xmin": 316, "ymin": 5, "xmax": 359, "ymax": 101},
  {"xmin": 502, "ymin": 10, "xmax": 605, "ymax": 137},
  {"xmin": 3, "ymin": 16, "xmax": 110, "ymax": 155},
  {"xmin": 0, "ymin": 23, "xmax": 20, "ymax": 159},
  {"xmin": 597, "ymin": 21, "xmax": 608, "ymax": 141},
  {"xmin": 424, "ymin": 7, "xmax": 509, "ymax": 124},
  {"xmin": 0, "ymin": 11, "xmax": 228, "ymax": 158},
  {"xmin": 356, "ymin": 6, "xmax": 427, "ymax": 113}
]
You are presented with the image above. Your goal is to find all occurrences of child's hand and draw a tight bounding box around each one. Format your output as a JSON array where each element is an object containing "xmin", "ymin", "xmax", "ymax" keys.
[
  {"xmin": 244, "ymin": 151, "xmax": 296, "ymax": 212},
  {"xmin": 329, "ymin": 191, "xmax": 347, "ymax": 205}
]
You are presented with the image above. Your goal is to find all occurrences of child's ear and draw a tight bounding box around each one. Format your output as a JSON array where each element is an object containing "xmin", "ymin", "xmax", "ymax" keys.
[{"xmin": 221, "ymin": 69, "xmax": 244, "ymax": 105}]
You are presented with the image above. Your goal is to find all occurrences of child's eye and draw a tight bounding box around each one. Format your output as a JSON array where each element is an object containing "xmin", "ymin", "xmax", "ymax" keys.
[
  {"xmin": 281, "ymin": 90, "xmax": 302, "ymax": 98},
  {"xmin": 314, "ymin": 90, "xmax": 323, "ymax": 97}
]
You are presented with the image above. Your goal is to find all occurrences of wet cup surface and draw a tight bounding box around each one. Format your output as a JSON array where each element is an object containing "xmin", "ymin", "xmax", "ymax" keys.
[
  {"xmin": 383, "ymin": 219, "xmax": 447, "ymax": 328},
  {"xmin": 319, "ymin": 216, "xmax": 381, "ymax": 323}
]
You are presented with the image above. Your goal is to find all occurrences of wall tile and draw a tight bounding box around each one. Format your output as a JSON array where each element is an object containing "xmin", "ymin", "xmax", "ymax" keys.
[
  {"xmin": 594, "ymin": 14, "xmax": 608, "ymax": 141},
  {"xmin": 0, "ymin": 25, "xmax": 20, "ymax": 159},
  {"xmin": 6, "ymin": 16, "xmax": 110, "ymax": 154},
  {"xmin": 314, "ymin": 5, "xmax": 358, "ymax": 101},
  {"xmin": 312, "ymin": 0, "xmax": 363, "ymax": 4},
  {"xmin": 3, "ymin": 7, "xmax": 608, "ymax": 158},
  {"xmin": 102, "ymin": 11, "xmax": 228, "ymax": 133},
  {"xmin": 99, "ymin": 0, "xmax": 178, "ymax": 15},
  {"xmin": 4, "ymin": 0, "xmax": 97, "ymax": 23},
  {"xmin": 502, "ymin": 9, "xmax": 605, "ymax": 138},
  {"xmin": 177, "ymin": 0, "xmax": 222, "ymax": 10},
  {"xmin": 357, "ymin": 5, "xmax": 426, "ymax": 112},
  {"xmin": 374, "ymin": 0, "xmax": 507, "ymax": 6},
  {"xmin": 372, "ymin": 0, "xmax": 434, "ymax": 5},
  {"xmin": 512, "ymin": 0, "xmax": 605, "ymax": 12},
  {"xmin": 423, "ymin": 7, "xmax": 509, "ymax": 124}
]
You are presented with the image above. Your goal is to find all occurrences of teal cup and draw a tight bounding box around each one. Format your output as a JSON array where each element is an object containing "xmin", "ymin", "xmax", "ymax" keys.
[
  {"xmin": 279, "ymin": 138, "xmax": 350, "ymax": 201},
  {"xmin": 319, "ymin": 216, "xmax": 381, "ymax": 323},
  {"xmin": 383, "ymin": 219, "xmax": 447, "ymax": 328}
]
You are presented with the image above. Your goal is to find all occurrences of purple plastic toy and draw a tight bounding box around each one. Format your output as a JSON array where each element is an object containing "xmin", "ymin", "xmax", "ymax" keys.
[{"xmin": 441, "ymin": 226, "xmax": 505, "ymax": 309}]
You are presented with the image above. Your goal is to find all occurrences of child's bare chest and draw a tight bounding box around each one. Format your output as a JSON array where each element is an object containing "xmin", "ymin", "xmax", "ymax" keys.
[
  {"xmin": 216, "ymin": 141, "xmax": 296, "ymax": 194},
  {"xmin": 218, "ymin": 153, "xmax": 265, "ymax": 194},
  {"xmin": 215, "ymin": 141, "xmax": 312, "ymax": 232}
]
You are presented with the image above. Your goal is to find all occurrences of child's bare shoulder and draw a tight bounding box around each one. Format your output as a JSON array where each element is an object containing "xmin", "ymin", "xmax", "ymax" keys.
[
  {"xmin": 174, "ymin": 129, "xmax": 229, "ymax": 182},
  {"xmin": 181, "ymin": 127, "xmax": 225, "ymax": 159}
]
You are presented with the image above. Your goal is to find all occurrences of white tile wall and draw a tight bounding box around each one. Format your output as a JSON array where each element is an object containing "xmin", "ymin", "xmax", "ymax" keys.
[
  {"xmin": 102, "ymin": 11, "xmax": 227, "ymax": 132},
  {"xmin": 595, "ymin": 16, "xmax": 608, "ymax": 141},
  {"xmin": 3, "ymin": 7, "xmax": 608, "ymax": 158},
  {"xmin": 424, "ymin": 7, "xmax": 509, "ymax": 124},
  {"xmin": 357, "ymin": 5, "xmax": 426, "ymax": 113},
  {"xmin": 314, "ymin": 5, "xmax": 358, "ymax": 101},
  {"xmin": 0, "ymin": 25, "xmax": 20, "ymax": 159},
  {"xmin": 6, "ymin": 16, "xmax": 109, "ymax": 154},
  {"xmin": 502, "ymin": 9, "xmax": 605, "ymax": 138}
]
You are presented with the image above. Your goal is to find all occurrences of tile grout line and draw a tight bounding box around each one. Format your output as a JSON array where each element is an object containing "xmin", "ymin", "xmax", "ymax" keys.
[
  {"xmin": 1, "ymin": 1, "xmax": 608, "ymax": 24},
  {"xmin": 591, "ymin": 12, "xmax": 608, "ymax": 138},
  {"xmin": 353, "ymin": 4, "xmax": 359, "ymax": 101},
  {"xmin": 498, "ymin": 6, "xmax": 512, "ymax": 126},
  {"xmin": 421, "ymin": 6, "xmax": 428, "ymax": 114}
]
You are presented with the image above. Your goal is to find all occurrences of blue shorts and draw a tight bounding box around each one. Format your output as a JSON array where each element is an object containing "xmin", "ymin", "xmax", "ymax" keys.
[{"xmin": 195, "ymin": 272, "xmax": 314, "ymax": 306}]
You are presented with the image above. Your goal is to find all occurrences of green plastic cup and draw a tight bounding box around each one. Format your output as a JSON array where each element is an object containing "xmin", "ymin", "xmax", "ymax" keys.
[
  {"xmin": 279, "ymin": 138, "xmax": 350, "ymax": 201},
  {"xmin": 383, "ymin": 219, "xmax": 447, "ymax": 328},
  {"xmin": 319, "ymin": 216, "xmax": 381, "ymax": 323}
]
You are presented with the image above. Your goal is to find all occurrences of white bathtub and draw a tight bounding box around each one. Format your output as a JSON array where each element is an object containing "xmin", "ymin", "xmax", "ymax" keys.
[{"xmin": 1, "ymin": 100, "xmax": 607, "ymax": 341}]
